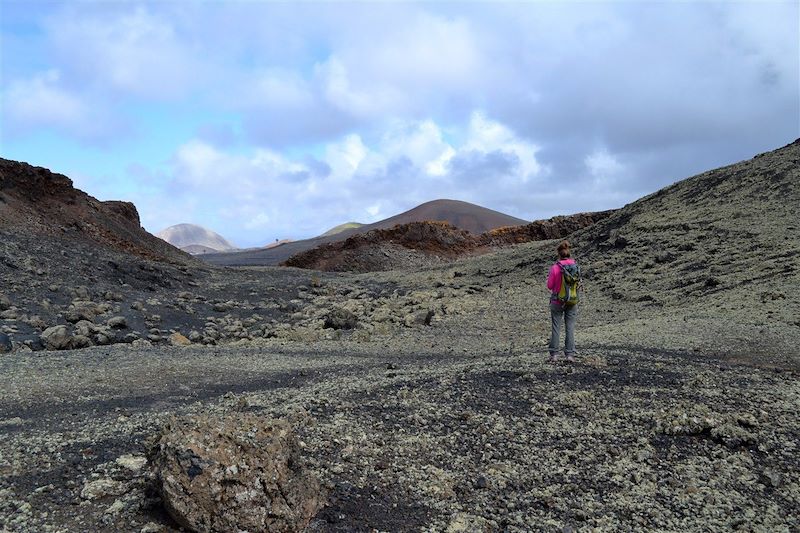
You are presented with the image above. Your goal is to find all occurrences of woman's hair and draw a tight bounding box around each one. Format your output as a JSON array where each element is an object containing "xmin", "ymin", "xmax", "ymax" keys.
[{"xmin": 557, "ymin": 240, "xmax": 571, "ymax": 259}]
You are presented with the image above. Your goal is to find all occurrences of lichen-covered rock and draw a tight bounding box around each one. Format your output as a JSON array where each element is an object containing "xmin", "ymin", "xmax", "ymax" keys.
[
  {"xmin": 40, "ymin": 325, "xmax": 72, "ymax": 350},
  {"xmin": 323, "ymin": 308, "xmax": 358, "ymax": 330},
  {"xmin": 81, "ymin": 478, "xmax": 126, "ymax": 500},
  {"xmin": 107, "ymin": 316, "xmax": 128, "ymax": 329},
  {"xmin": 148, "ymin": 413, "xmax": 324, "ymax": 533},
  {"xmin": 654, "ymin": 406, "xmax": 758, "ymax": 448}
]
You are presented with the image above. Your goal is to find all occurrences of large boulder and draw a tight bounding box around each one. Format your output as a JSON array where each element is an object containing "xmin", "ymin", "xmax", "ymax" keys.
[
  {"xmin": 40, "ymin": 325, "xmax": 72, "ymax": 350},
  {"xmin": 148, "ymin": 413, "xmax": 324, "ymax": 533}
]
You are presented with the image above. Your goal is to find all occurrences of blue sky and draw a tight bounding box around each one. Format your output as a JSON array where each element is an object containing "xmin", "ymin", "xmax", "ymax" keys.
[{"xmin": 1, "ymin": 1, "xmax": 798, "ymax": 247}]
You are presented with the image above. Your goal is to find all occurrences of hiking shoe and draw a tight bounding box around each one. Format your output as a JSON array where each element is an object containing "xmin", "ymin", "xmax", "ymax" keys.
[
  {"xmin": 565, "ymin": 354, "xmax": 576, "ymax": 363},
  {"xmin": 548, "ymin": 353, "xmax": 559, "ymax": 363}
]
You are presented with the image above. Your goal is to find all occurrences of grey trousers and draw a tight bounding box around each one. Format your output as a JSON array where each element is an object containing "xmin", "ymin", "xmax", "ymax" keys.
[{"xmin": 549, "ymin": 302, "xmax": 577, "ymax": 355}]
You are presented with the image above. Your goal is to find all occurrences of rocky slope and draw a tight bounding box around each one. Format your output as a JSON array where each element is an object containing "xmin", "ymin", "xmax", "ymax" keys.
[
  {"xmin": 0, "ymin": 141, "xmax": 798, "ymax": 532},
  {"xmin": 0, "ymin": 159, "xmax": 188, "ymax": 264},
  {"xmin": 156, "ymin": 223, "xmax": 237, "ymax": 253},
  {"xmin": 284, "ymin": 211, "xmax": 614, "ymax": 273}
]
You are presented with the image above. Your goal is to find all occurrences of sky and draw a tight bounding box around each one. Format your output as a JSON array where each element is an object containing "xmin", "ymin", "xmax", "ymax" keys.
[{"xmin": 1, "ymin": 1, "xmax": 798, "ymax": 248}]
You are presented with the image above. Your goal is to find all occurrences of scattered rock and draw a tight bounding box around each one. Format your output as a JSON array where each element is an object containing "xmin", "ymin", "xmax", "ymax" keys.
[
  {"xmin": 116, "ymin": 454, "xmax": 148, "ymax": 474},
  {"xmin": 80, "ymin": 478, "xmax": 125, "ymax": 500},
  {"xmin": 148, "ymin": 413, "xmax": 325, "ymax": 533},
  {"xmin": 168, "ymin": 332, "xmax": 191, "ymax": 346},
  {"xmin": 70, "ymin": 335, "xmax": 93, "ymax": 349},
  {"xmin": 131, "ymin": 339, "xmax": 153, "ymax": 349},
  {"xmin": 40, "ymin": 325, "xmax": 72, "ymax": 350},
  {"xmin": 405, "ymin": 309, "xmax": 434, "ymax": 327},
  {"xmin": 323, "ymin": 308, "xmax": 358, "ymax": 330},
  {"xmin": 0, "ymin": 294, "xmax": 11, "ymax": 311},
  {"xmin": 445, "ymin": 512, "xmax": 496, "ymax": 532},
  {"xmin": 107, "ymin": 316, "xmax": 128, "ymax": 329}
]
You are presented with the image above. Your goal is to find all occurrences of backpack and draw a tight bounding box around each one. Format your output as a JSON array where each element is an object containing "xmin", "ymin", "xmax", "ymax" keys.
[{"xmin": 555, "ymin": 261, "xmax": 581, "ymax": 307}]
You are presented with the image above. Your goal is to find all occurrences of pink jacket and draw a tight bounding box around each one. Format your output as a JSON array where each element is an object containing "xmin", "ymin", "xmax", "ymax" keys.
[{"xmin": 547, "ymin": 258, "xmax": 576, "ymax": 299}]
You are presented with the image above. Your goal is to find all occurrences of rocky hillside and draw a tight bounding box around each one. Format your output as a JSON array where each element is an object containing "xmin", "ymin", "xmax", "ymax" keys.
[
  {"xmin": 445, "ymin": 138, "xmax": 800, "ymax": 369},
  {"xmin": 0, "ymin": 159, "xmax": 189, "ymax": 264},
  {"xmin": 156, "ymin": 223, "xmax": 237, "ymax": 253},
  {"xmin": 284, "ymin": 211, "xmax": 614, "ymax": 272},
  {"xmin": 203, "ymin": 199, "xmax": 529, "ymax": 266}
]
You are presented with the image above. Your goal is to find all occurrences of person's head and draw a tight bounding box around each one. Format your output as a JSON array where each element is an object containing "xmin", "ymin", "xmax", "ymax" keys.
[{"xmin": 557, "ymin": 240, "xmax": 571, "ymax": 259}]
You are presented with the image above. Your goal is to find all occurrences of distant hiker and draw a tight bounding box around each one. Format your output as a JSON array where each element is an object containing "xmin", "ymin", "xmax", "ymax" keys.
[{"xmin": 547, "ymin": 240, "xmax": 581, "ymax": 362}]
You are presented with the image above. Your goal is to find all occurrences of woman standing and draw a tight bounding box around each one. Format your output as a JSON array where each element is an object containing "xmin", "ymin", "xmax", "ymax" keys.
[{"xmin": 546, "ymin": 240, "xmax": 580, "ymax": 362}]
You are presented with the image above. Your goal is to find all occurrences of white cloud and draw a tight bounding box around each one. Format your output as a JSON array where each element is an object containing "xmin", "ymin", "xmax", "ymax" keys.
[
  {"xmin": 244, "ymin": 212, "xmax": 271, "ymax": 230},
  {"xmin": 47, "ymin": 5, "xmax": 200, "ymax": 99},
  {"xmin": 380, "ymin": 119, "xmax": 455, "ymax": 177},
  {"xmin": 464, "ymin": 112, "xmax": 542, "ymax": 182},
  {"xmin": 324, "ymin": 134, "xmax": 368, "ymax": 182},
  {"xmin": 4, "ymin": 70, "xmax": 86, "ymax": 128},
  {"xmin": 585, "ymin": 149, "xmax": 624, "ymax": 183},
  {"xmin": 1, "ymin": 69, "xmax": 124, "ymax": 141}
]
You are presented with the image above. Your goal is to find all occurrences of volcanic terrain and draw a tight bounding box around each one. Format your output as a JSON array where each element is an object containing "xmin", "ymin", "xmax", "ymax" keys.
[
  {"xmin": 0, "ymin": 140, "xmax": 798, "ymax": 532},
  {"xmin": 203, "ymin": 199, "xmax": 529, "ymax": 267}
]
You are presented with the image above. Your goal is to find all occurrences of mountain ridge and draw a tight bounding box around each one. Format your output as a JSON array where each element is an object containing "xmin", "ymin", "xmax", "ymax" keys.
[{"xmin": 202, "ymin": 198, "xmax": 530, "ymax": 266}]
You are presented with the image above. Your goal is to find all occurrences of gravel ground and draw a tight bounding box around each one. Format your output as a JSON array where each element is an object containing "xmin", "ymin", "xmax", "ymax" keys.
[{"xmin": 1, "ymin": 287, "xmax": 798, "ymax": 532}]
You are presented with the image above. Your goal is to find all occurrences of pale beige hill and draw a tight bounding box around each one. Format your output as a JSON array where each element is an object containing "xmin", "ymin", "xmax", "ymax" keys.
[{"xmin": 157, "ymin": 223, "xmax": 237, "ymax": 253}]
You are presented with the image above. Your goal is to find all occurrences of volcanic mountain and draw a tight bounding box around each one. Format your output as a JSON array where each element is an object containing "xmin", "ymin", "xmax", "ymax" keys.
[
  {"xmin": 284, "ymin": 212, "xmax": 614, "ymax": 272},
  {"xmin": 202, "ymin": 199, "xmax": 529, "ymax": 266},
  {"xmin": 157, "ymin": 223, "xmax": 238, "ymax": 254}
]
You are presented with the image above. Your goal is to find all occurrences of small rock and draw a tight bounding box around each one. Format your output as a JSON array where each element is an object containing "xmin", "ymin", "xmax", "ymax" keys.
[
  {"xmin": 131, "ymin": 339, "xmax": 153, "ymax": 349},
  {"xmin": 116, "ymin": 454, "xmax": 148, "ymax": 474},
  {"xmin": 95, "ymin": 332, "xmax": 114, "ymax": 345},
  {"xmin": 0, "ymin": 294, "xmax": 11, "ymax": 311},
  {"xmin": 446, "ymin": 512, "xmax": 494, "ymax": 532},
  {"xmin": 323, "ymin": 308, "xmax": 358, "ymax": 330},
  {"xmin": 81, "ymin": 478, "xmax": 125, "ymax": 500},
  {"xmin": 405, "ymin": 309, "xmax": 434, "ymax": 327},
  {"xmin": 168, "ymin": 332, "xmax": 191, "ymax": 346},
  {"xmin": 474, "ymin": 475, "xmax": 488, "ymax": 489},
  {"xmin": 107, "ymin": 316, "xmax": 128, "ymax": 329},
  {"xmin": 40, "ymin": 325, "xmax": 72, "ymax": 350},
  {"xmin": 0, "ymin": 309, "xmax": 18, "ymax": 320},
  {"xmin": 71, "ymin": 335, "xmax": 93, "ymax": 349},
  {"xmin": 140, "ymin": 523, "xmax": 163, "ymax": 533}
]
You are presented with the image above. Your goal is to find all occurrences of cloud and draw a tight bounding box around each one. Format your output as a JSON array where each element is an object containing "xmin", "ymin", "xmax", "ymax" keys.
[
  {"xmin": 131, "ymin": 113, "xmax": 553, "ymax": 245},
  {"xmin": 2, "ymin": 1, "xmax": 797, "ymax": 241},
  {"xmin": 46, "ymin": 5, "xmax": 201, "ymax": 99},
  {"xmin": 1, "ymin": 70, "xmax": 127, "ymax": 142}
]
